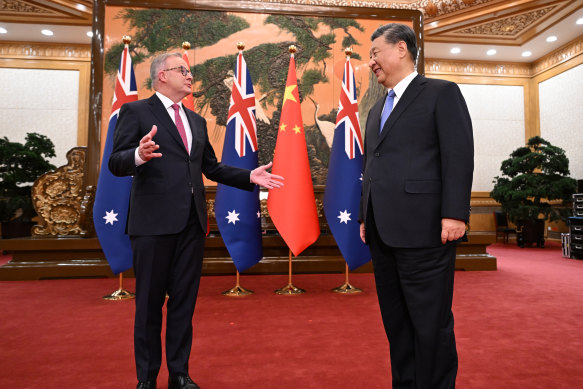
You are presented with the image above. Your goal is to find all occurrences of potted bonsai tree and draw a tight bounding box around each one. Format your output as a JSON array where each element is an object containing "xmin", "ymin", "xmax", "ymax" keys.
[
  {"xmin": 0, "ymin": 133, "xmax": 56, "ymax": 238},
  {"xmin": 491, "ymin": 136, "xmax": 576, "ymax": 247}
]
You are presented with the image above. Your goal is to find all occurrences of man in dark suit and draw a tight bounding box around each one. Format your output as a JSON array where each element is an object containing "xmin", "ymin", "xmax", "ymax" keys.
[
  {"xmin": 109, "ymin": 52, "xmax": 283, "ymax": 389},
  {"xmin": 359, "ymin": 24, "xmax": 474, "ymax": 389}
]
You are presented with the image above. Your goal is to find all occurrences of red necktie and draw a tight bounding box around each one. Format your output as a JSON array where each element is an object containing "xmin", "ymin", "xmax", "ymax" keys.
[{"xmin": 171, "ymin": 103, "xmax": 189, "ymax": 151}]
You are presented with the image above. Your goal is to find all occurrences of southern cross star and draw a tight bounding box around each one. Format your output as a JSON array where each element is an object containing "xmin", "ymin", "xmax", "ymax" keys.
[
  {"xmin": 103, "ymin": 209, "xmax": 119, "ymax": 225},
  {"xmin": 338, "ymin": 210, "xmax": 351, "ymax": 224},
  {"xmin": 226, "ymin": 209, "xmax": 240, "ymax": 225}
]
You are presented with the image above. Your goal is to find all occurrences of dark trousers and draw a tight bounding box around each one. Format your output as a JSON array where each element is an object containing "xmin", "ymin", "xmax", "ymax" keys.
[
  {"xmin": 130, "ymin": 202, "xmax": 205, "ymax": 382},
  {"xmin": 367, "ymin": 208, "xmax": 458, "ymax": 389}
]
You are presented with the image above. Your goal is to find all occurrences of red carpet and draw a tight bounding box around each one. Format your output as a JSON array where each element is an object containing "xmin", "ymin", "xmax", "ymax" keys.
[{"xmin": 1, "ymin": 243, "xmax": 582, "ymax": 388}]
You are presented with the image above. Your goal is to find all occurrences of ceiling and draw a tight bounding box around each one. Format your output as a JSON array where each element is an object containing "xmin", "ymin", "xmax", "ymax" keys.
[{"xmin": 0, "ymin": 0, "xmax": 582, "ymax": 62}]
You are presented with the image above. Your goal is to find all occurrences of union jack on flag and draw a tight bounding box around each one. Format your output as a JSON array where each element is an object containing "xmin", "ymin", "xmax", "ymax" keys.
[
  {"xmin": 110, "ymin": 46, "xmax": 138, "ymax": 117},
  {"xmin": 323, "ymin": 55, "xmax": 370, "ymax": 270},
  {"xmin": 227, "ymin": 52, "xmax": 258, "ymax": 157},
  {"xmin": 215, "ymin": 51, "xmax": 262, "ymax": 272},
  {"xmin": 93, "ymin": 43, "xmax": 137, "ymax": 274},
  {"xmin": 335, "ymin": 58, "xmax": 363, "ymax": 159}
]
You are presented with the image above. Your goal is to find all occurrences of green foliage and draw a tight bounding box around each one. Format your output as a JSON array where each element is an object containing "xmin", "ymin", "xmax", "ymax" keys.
[
  {"xmin": 0, "ymin": 133, "xmax": 56, "ymax": 222},
  {"xmin": 104, "ymin": 10, "xmax": 365, "ymax": 186},
  {"xmin": 491, "ymin": 136, "xmax": 576, "ymax": 224},
  {"xmin": 105, "ymin": 9, "xmax": 250, "ymax": 76},
  {"xmin": 300, "ymin": 69, "xmax": 328, "ymax": 97}
]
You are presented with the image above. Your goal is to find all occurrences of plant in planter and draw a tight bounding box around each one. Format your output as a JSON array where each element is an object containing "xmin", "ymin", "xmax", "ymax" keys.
[
  {"xmin": 0, "ymin": 133, "xmax": 56, "ymax": 238},
  {"xmin": 491, "ymin": 136, "xmax": 577, "ymax": 247}
]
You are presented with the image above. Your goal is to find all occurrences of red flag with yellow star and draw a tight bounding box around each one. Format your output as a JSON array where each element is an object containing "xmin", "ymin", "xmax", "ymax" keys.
[
  {"xmin": 181, "ymin": 50, "xmax": 195, "ymax": 110},
  {"xmin": 267, "ymin": 54, "xmax": 320, "ymax": 256}
]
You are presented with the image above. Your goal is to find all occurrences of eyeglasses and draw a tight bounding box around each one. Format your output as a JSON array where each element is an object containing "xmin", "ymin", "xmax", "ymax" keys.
[{"xmin": 162, "ymin": 66, "xmax": 191, "ymax": 76}]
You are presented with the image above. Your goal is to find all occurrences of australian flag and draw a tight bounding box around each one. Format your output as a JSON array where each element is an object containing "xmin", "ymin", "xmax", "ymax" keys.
[
  {"xmin": 93, "ymin": 43, "xmax": 138, "ymax": 274},
  {"xmin": 215, "ymin": 51, "xmax": 262, "ymax": 272},
  {"xmin": 323, "ymin": 56, "xmax": 371, "ymax": 270}
]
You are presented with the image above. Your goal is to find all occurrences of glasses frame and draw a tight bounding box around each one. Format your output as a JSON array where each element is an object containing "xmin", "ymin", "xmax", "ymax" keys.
[{"xmin": 162, "ymin": 66, "xmax": 191, "ymax": 76}]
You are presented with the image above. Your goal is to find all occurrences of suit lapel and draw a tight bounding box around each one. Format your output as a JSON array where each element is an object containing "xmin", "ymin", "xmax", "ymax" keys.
[
  {"xmin": 147, "ymin": 94, "xmax": 189, "ymax": 155},
  {"xmin": 376, "ymin": 74, "xmax": 426, "ymax": 148}
]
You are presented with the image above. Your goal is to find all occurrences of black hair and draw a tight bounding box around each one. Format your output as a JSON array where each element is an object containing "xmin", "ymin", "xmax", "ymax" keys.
[{"xmin": 371, "ymin": 23, "xmax": 417, "ymax": 64}]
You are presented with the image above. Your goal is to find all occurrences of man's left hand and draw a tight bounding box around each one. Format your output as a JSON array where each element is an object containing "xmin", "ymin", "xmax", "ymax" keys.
[
  {"xmin": 441, "ymin": 218, "xmax": 466, "ymax": 244},
  {"xmin": 250, "ymin": 162, "xmax": 284, "ymax": 189}
]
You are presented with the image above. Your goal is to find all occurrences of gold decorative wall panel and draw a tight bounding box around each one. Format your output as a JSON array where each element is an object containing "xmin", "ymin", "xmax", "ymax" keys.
[
  {"xmin": 532, "ymin": 36, "xmax": 583, "ymax": 77},
  {"xmin": 426, "ymin": 36, "xmax": 583, "ymax": 78},
  {"xmin": 0, "ymin": 0, "xmax": 52, "ymax": 14},
  {"xmin": 0, "ymin": 0, "xmax": 92, "ymax": 24},
  {"xmin": 0, "ymin": 41, "xmax": 90, "ymax": 61},
  {"xmin": 425, "ymin": 59, "xmax": 531, "ymax": 77},
  {"xmin": 456, "ymin": 6, "xmax": 555, "ymax": 37}
]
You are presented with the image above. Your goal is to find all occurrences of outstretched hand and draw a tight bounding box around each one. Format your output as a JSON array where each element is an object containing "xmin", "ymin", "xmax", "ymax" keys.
[
  {"xmin": 138, "ymin": 125, "xmax": 162, "ymax": 161},
  {"xmin": 250, "ymin": 162, "xmax": 284, "ymax": 189}
]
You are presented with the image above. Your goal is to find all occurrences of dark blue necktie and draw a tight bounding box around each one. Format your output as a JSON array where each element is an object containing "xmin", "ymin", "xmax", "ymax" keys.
[{"xmin": 380, "ymin": 89, "xmax": 396, "ymax": 133}]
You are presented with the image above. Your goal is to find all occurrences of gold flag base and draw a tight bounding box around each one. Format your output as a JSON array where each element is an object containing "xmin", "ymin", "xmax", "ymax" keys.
[
  {"xmin": 331, "ymin": 264, "xmax": 363, "ymax": 294},
  {"xmin": 275, "ymin": 283, "xmax": 305, "ymax": 295},
  {"xmin": 275, "ymin": 250, "xmax": 305, "ymax": 295},
  {"xmin": 332, "ymin": 282, "xmax": 362, "ymax": 294},
  {"xmin": 222, "ymin": 270, "xmax": 254, "ymax": 296},
  {"xmin": 103, "ymin": 274, "xmax": 135, "ymax": 300},
  {"xmin": 103, "ymin": 288, "xmax": 135, "ymax": 300},
  {"xmin": 223, "ymin": 285, "xmax": 254, "ymax": 296}
]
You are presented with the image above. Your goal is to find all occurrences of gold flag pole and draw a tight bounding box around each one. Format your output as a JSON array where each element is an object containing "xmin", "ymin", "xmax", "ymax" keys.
[
  {"xmin": 103, "ymin": 273, "xmax": 135, "ymax": 300},
  {"xmin": 220, "ymin": 41, "xmax": 255, "ymax": 297},
  {"xmin": 275, "ymin": 249, "xmax": 305, "ymax": 295},
  {"xmin": 331, "ymin": 46, "xmax": 362, "ymax": 294},
  {"xmin": 102, "ymin": 35, "xmax": 135, "ymax": 301},
  {"xmin": 222, "ymin": 270, "xmax": 254, "ymax": 296},
  {"xmin": 332, "ymin": 263, "xmax": 362, "ymax": 294}
]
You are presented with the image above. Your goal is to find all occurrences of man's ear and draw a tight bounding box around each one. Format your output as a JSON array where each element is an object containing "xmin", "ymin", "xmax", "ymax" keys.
[
  {"xmin": 157, "ymin": 70, "xmax": 166, "ymax": 84},
  {"xmin": 397, "ymin": 41, "xmax": 408, "ymax": 59}
]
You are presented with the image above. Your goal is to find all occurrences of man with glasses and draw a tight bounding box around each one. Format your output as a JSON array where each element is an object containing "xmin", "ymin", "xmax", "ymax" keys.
[
  {"xmin": 359, "ymin": 24, "xmax": 473, "ymax": 388},
  {"xmin": 109, "ymin": 52, "xmax": 283, "ymax": 389}
]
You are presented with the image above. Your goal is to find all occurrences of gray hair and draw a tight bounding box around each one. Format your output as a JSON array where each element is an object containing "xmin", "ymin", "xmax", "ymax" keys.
[
  {"xmin": 150, "ymin": 52, "xmax": 182, "ymax": 89},
  {"xmin": 371, "ymin": 23, "xmax": 417, "ymax": 64}
]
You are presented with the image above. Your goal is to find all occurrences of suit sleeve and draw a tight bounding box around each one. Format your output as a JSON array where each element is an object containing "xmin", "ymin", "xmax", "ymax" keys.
[
  {"xmin": 435, "ymin": 82, "xmax": 474, "ymax": 222},
  {"xmin": 358, "ymin": 109, "xmax": 372, "ymax": 223},
  {"xmin": 198, "ymin": 116, "xmax": 254, "ymax": 192},
  {"xmin": 108, "ymin": 103, "xmax": 140, "ymax": 178}
]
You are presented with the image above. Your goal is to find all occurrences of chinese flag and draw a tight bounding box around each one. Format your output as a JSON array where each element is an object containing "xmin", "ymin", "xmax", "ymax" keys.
[
  {"xmin": 267, "ymin": 55, "xmax": 320, "ymax": 256},
  {"xmin": 181, "ymin": 50, "xmax": 195, "ymax": 110}
]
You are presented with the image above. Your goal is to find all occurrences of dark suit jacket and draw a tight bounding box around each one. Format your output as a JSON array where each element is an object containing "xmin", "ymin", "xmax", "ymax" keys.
[
  {"xmin": 109, "ymin": 94, "xmax": 253, "ymax": 236},
  {"xmin": 360, "ymin": 75, "xmax": 474, "ymax": 248}
]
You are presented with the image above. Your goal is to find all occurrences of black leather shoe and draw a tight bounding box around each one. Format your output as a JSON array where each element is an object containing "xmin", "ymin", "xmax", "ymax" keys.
[
  {"xmin": 136, "ymin": 381, "xmax": 156, "ymax": 389},
  {"xmin": 168, "ymin": 374, "xmax": 200, "ymax": 389}
]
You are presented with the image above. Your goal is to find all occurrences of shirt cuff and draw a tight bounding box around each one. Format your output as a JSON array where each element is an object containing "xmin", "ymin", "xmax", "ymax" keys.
[{"xmin": 135, "ymin": 147, "xmax": 146, "ymax": 166}]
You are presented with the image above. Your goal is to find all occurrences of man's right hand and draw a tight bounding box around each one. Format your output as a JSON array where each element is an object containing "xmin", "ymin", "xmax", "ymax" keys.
[
  {"xmin": 138, "ymin": 125, "xmax": 162, "ymax": 161},
  {"xmin": 360, "ymin": 223, "xmax": 366, "ymax": 244}
]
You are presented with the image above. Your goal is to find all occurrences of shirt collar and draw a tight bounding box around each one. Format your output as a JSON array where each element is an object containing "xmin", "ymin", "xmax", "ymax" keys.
[
  {"xmin": 391, "ymin": 71, "xmax": 418, "ymax": 99},
  {"xmin": 156, "ymin": 91, "xmax": 182, "ymax": 110}
]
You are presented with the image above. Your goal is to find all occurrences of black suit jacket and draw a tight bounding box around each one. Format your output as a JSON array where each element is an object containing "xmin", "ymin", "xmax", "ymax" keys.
[
  {"xmin": 109, "ymin": 94, "xmax": 253, "ymax": 236},
  {"xmin": 360, "ymin": 75, "xmax": 474, "ymax": 247}
]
